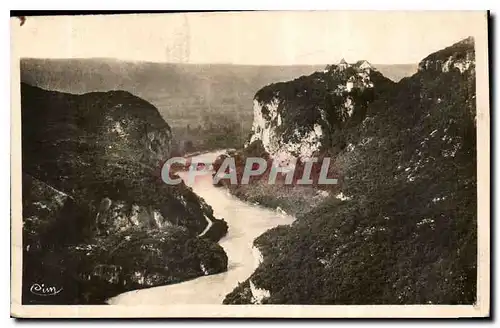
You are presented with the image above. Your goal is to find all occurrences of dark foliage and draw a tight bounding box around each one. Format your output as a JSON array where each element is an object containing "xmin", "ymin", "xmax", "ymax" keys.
[
  {"xmin": 201, "ymin": 218, "xmax": 229, "ymax": 242},
  {"xmin": 224, "ymin": 37, "xmax": 477, "ymax": 304},
  {"xmin": 21, "ymin": 84, "xmax": 228, "ymax": 304}
]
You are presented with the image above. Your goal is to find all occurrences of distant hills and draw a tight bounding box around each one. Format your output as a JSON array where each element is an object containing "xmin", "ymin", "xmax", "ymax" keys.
[{"xmin": 20, "ymin": 58, "xmax": 417, "ymax": 132}]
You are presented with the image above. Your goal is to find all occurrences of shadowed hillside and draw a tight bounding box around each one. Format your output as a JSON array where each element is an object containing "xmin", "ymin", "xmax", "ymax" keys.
[
  {"xmin": 21, "ymin": 83, "xmax": 228, "ymax": 304},
  {"xmin": 223, "ymin": 37, "xmax": 477, "ymax": 305}
]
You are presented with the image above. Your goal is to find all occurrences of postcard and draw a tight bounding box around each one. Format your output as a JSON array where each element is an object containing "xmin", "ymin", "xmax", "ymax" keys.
[{"xmin": 10, "ymin": 11, "xmax": 490, "ymax": 318}]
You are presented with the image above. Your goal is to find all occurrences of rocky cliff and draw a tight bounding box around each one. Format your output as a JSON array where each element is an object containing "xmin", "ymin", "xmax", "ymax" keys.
[
  {"xmin": 21, "ymin": 84, "xmax": 228, "ymax": 304},
  {"xmin": 225, "ymin": 37, "xmax": 477, "ymax": 304},
  {"xmin": 247, "ymin": 60, "xmax": 395, "ymax": 162},
  {"xmin": 418, "ymin": 37, "xmax": 475, "ymax": 74}
]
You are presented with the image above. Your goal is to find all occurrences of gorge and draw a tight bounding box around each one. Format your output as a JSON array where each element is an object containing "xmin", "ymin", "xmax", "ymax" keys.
[
  {"xmin": 20, "ymin": 36, "xmax": 477, "ymax": 306},
  {"xmin": 107, "ymin": 151, "xmax": 295, "ymax": 304}
]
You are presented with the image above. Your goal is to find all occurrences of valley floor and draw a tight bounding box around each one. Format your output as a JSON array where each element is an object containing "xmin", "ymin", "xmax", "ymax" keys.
[{"xmin": 107, "ymin": 151, "xmax": 295, "ymax": 305}]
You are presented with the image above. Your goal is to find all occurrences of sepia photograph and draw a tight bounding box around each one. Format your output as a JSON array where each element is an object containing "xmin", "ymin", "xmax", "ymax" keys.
[{"xmin": 10, "ymin": 11, "xmax": 490, "ymax": 318}]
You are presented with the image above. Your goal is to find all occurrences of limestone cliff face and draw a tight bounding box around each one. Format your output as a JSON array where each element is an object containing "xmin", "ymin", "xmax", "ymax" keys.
[
  {"xmin": 21, "ymin": 84, "xmax": 228, "ymax": 304},
  {"xmin": 248, "ymin": 60, "xmax": 394, "ymax": 162},
  {"xmin": 225, "ymin": 37, "xmax": 477, "ymax": 305},
  {"xmin": 418, "ymin": 37, "xmax": 475, "ymax": 74}
]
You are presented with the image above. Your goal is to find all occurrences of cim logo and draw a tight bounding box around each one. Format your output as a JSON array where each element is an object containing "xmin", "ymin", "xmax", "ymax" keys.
[{"xmin": 29, "ymin": 283, "xmax": 63, "ymax": 297}]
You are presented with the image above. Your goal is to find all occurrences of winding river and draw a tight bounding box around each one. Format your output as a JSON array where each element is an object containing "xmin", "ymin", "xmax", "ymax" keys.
[{"xmin": 107, "ymin": 151, "xmax": 295, "ymax": 305}]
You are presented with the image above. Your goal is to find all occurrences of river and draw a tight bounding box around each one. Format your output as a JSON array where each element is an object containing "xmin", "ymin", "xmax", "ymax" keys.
[{"xmin": 107, "ymin": 151, "xmax": 295, "ymax": 305}]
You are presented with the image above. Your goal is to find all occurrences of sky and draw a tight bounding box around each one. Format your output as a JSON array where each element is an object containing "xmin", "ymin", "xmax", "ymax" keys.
[{"xmin": 13, "ymin": 11, "xmax": 486, "ymax": 65}]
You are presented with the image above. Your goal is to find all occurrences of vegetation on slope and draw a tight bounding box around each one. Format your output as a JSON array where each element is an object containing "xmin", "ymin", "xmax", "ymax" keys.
[
  {"xmin": 21, "ymin": 84, "xmax": 228, "ymax": 304},
  {"xmin": 224, "ymin": 37, "xmax": 477, "ymax": 304}
]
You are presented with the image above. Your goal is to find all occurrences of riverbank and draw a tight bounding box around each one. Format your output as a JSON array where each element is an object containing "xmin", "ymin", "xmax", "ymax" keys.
[{"xmin": 107, "ymin": 151, "xmax": 295, "ymax": 305}]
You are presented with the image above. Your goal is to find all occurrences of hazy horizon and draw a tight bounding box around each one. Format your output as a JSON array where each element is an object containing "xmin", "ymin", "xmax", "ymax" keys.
[
  {"xmin": 13, "ymin": 11, "xmax": 482, "ymax": 65},
  {"xmin": 20, "ymin": 57, "xmax": 418, "ymax": 66}
]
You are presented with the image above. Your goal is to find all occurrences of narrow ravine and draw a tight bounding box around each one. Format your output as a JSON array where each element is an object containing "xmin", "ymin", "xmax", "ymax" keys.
[{"xmin": 107, "ymin": 151, "xmax": 295, "ymax": 305}]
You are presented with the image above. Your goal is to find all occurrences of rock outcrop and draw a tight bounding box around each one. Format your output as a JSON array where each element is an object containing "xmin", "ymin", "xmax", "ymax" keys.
[
  {"xmin": 248, "ymin": 59, "xmax": 394, "ymax": 162},
  {"xmin": 418, "ymin": 37, "xmax": 475, "ymax": 74},
  {"xmin": 21, "ymin": 84, "xmax": 228, "ymax": 304},
  {"xmin": 225, "ymin": 37, "xmax": 477, "ymax": 304}
]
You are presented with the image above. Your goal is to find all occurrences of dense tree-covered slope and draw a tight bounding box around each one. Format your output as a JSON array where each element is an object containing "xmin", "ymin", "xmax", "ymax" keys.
[
  {"xmin": 21, "ymin": 84, "xmax": 228, "ymax": 304},
  {"xmin": 224, "ymin": 37, "xmax": 477, "ymax": 304}
]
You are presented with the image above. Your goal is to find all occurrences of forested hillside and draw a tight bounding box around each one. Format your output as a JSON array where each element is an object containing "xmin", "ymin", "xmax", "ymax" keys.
[
  {"xmin": 21, "ymin": 84, "xmax": 228, "ymax": 304},
  {"xmin": 224, "ymin": 37, "xmax": 477, "ymax": 304}
]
